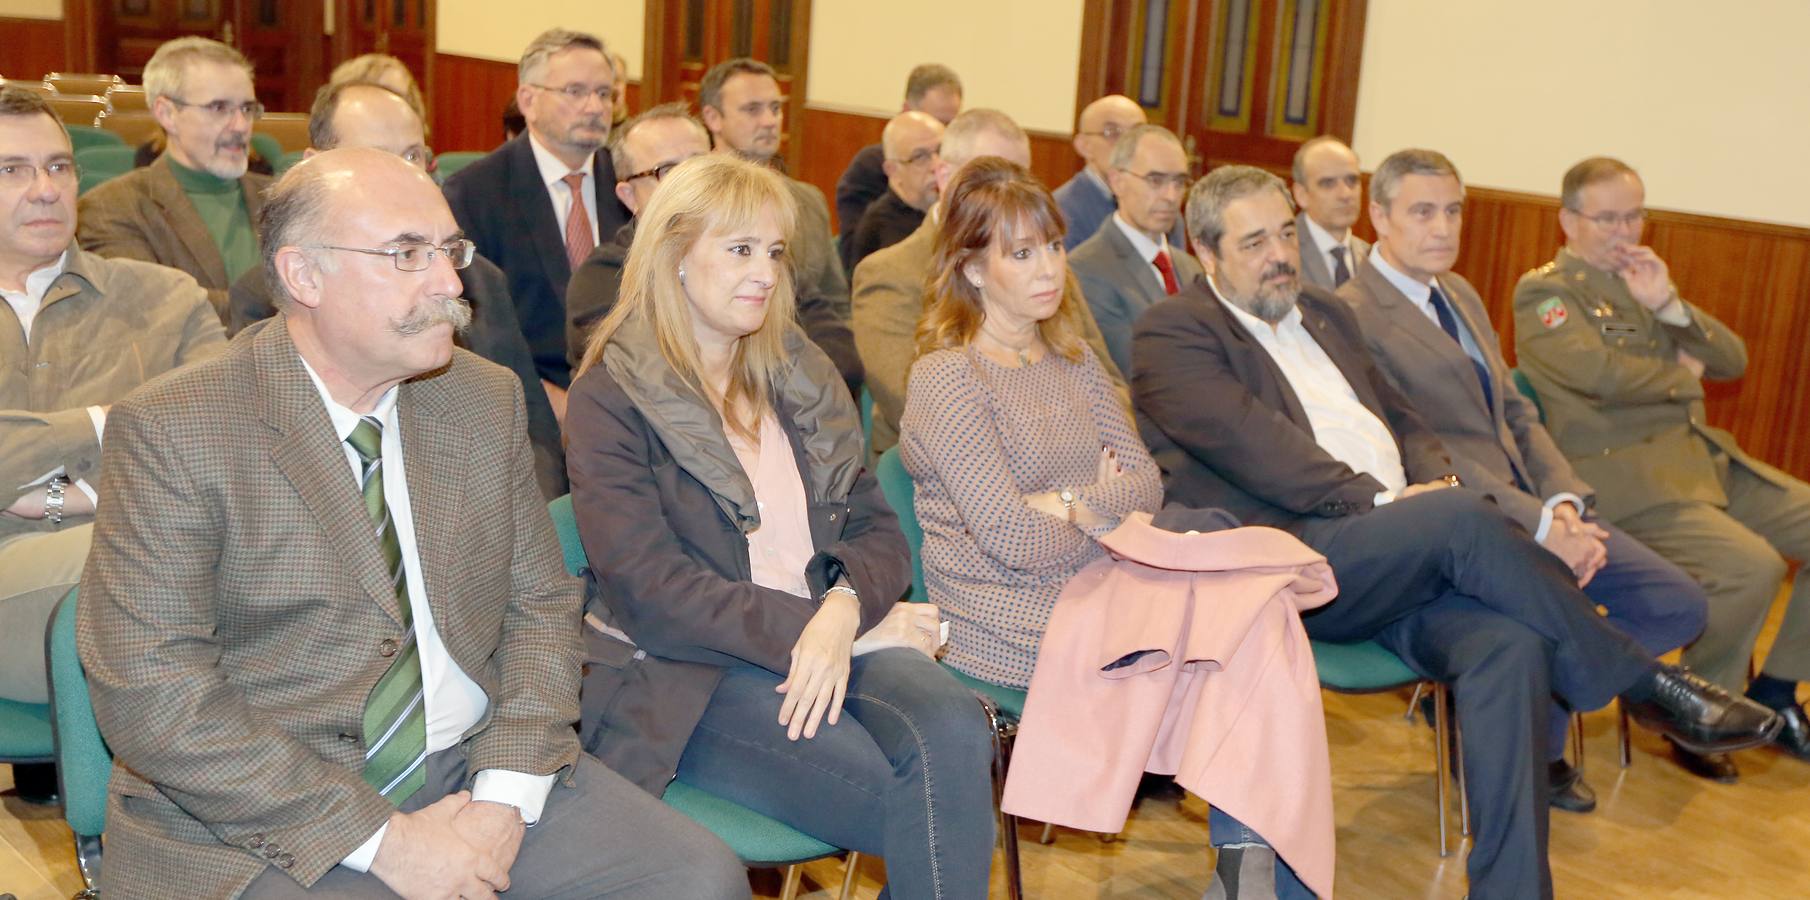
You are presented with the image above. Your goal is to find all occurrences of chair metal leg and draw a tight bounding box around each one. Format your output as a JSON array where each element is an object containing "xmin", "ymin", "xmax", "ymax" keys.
[
  {"xmin": 1432, "ymin": 682, "xmax": 1452, "ymax": 857},
  {"xmin": 839, "ymin": 851, "xmax": 861, "ymax": 900},
  {"xmin": 1570, "ymin": 711, "xmax": 1587, "ymax": 776},
  {"xmin": 976, "ymin": 693, "xmax": 1025, "ymax": 900},
  {"xmin": 1039, "ymin": 822, "xmax": 1055, "ymax": 844},
  {"xmin": 72, "ymin": 833, "xmax": 100, "ymax": 899},
  {"xmin": 780, "ymin": 864, "xmax": 803, "ymax": 900},
  {"xmin": 1617, "ymin": 700, "xmax": 1633, "ymax": 769},
  {"xmin": 1405, "ymin": 681, "xmax": 1428, "ymax": 721},
  {"xmin": 1454, "ymin": 696, "xmax": 1470, "ymax": 838}
]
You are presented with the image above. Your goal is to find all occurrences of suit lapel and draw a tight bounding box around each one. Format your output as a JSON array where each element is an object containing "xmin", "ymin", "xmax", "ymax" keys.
[
  {"xmin": 509, "ymin": 136, "xmax": 574, "ymax": 301},
  {"xmin": 1299, "ymin": 298, "xmax": 1388, "ymax": 424},
  {"xmin": 1295, "ymin": 214, "xmax": 1332, "ymax": 289},
  {"xmin": 1197, "ymin": 290, "xmax": 1313, "ymax": 429},
  {"xmin": 397, "ymin": 374, "xmax": 468, "ymax": 649},
  {"xmin": 1103, "ymin": 221, "xmax": 1168, "ymax": 310},
  {"xmin": 256, "ymin": 320, "xmax": 409, "ymax": 627},
  {"xmin": 1361, "ymin": 264, "xmax": 1477, "ymax": 399},
  {"xmin": 149, "ymin": 156, "xmax": 229, "ymax": 288}
]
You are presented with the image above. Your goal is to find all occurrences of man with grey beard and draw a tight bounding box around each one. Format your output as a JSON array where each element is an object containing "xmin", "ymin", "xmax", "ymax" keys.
[
  {"xmin": 76, "ymin": 147, "xmax": 746, "ymax": 900},
  {"xmin": 1132, "ymin": 165, "xmax": 1779, "ymax": 900}
]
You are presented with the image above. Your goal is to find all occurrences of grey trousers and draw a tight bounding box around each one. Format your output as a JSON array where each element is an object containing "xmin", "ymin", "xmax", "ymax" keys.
[
  {"xmin": 241, "ymin": 747, "xmax": 748, "ymax": 899},
  {"xmin": 1617, "ymin": 452, "xmax": 1810, "ymax": 691},
  {"xmin": 0, "ymin": 524, "xmax": 91, "ymax": 703}
]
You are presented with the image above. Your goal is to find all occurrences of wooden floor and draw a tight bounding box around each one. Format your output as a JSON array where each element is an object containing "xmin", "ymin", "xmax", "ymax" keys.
[{"xmin": 7, "ymin": 589, "xmax": 1805, "ymax": 899}]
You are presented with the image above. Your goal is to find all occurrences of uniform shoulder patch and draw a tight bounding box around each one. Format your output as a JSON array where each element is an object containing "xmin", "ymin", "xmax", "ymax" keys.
[{"xmin": 1536, "ymin": 296, "xmax": 1569, "ymax": 329}]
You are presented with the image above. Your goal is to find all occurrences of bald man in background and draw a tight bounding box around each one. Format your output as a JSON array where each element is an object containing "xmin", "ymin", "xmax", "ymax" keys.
[
  {"xmin": 1291, "ymin": 136, "xmax": 1370, "ymax": 290},
  {"xmin": 1054, "ymin": 94, "xmax": 1186, "ymax": 250},
  {"xmin": 841, "ymin": 110, "xmax": 944, "ymax": 273}
]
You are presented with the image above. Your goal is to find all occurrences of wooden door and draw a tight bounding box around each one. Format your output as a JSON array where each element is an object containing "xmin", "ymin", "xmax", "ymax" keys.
[
  {"xmin": 71, "ymin": 0, "xmax": 322, "ymax": 111},
  {"xmin": 331, "ymin": 0, "xmax": 437, "ymax": 111},
  {"xmin": 644, "ymin": 0, "xmax": 813, "ymax": 173}
]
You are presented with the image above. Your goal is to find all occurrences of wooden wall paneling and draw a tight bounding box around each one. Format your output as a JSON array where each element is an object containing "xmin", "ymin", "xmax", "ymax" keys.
[
  {"xmin": 430, "ymin": 53, "xmax": 643, "ymax": 154},
  {"xmin": 0, "ymin": 17, "xmax": 69, "ymax": 82}
]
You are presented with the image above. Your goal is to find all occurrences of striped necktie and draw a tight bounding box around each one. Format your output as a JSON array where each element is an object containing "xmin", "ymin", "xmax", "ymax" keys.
[{"xmin": 346, "ymin": 417, "xmax": 428, "ymax": 804}]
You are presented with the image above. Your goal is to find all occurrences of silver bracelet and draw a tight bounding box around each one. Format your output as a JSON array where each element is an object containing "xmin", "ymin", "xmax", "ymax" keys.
[
  {"xmin": 822, "ymin": 584, "xmax": 859, "ymax": 603},
  {"xmin": 44, "ymin": 476, "xmax": 70, "ymax": 528}
]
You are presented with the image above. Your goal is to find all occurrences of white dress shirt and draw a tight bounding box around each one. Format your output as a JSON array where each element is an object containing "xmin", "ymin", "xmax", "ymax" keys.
[
  {"xmin": 299, "ymin": 359, "xmax": 554, "ymax": 872},
  {"xmin": 1302, "ymin": 214, "xmax": 1356, "ymax": 284},
  {"xmin": 1210, "ymin": 279, "xmax": 1407, "ymax": 502},
  {"xmin": 6, "ymin": 251, "xmax": 102, "ymax": 504},
  {"xmin": 1110, "ymin": 212, "xmax": 1172, "ymax": 292},
  {"xmin": 528, "ymin": 132, "xmax": 600, "ymax": 246}
]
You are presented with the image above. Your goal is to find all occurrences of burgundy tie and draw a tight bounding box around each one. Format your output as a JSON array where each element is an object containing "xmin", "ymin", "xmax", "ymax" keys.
[
  {"xmin": 1153, "ymin": 250, "xmax": 1180, "ymax": 295},
  {"xmin": 562, "ymin": 172, "xmax": 594, "ymax": 270}
]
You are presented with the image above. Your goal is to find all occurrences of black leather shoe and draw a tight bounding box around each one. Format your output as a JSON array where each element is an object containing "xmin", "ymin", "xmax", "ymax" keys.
[
  {"xmin": 1669, "ymin": 739, "xmax": 1739, "ymax": 783},
  {"xmin": 1768, "ymin": 703, "xmax": 1810, "ymax": 761},
  {"xmin": 9, "ymin": 762, "xmax": 58, "ymax": 806},
  {"xmin": 1623, "ymin": 665, "xmax": 1782, "ymax": 754},
  {"xmin": 1547, "ymin": 759, "xmax": 1596, "ymax": 813}
]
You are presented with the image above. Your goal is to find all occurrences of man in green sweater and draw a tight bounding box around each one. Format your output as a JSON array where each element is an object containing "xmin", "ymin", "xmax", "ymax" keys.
[{"xmin": 78, "ymin": 36, "xmax": 269, "ymax": 324}]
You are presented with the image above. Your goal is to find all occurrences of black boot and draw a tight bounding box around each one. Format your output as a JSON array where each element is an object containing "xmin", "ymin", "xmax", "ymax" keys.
[
  {"xmin": 1547, "ymin": 759, "xmax": 1596, "ymax": 813},
  {"xmin": 1622, "ymin": 665, "xmax": 1781, "ymax": 754}
]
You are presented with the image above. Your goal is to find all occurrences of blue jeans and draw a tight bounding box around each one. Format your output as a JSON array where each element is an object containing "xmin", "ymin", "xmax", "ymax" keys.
[
  {"xmin": 1549, "ymin": 521, "xmax": 1709, "ymax": 759},
  {"xmin": 1208, "ymin": 806, "xmax": 1316, "ymax": 899},
  {"xmin": 676, "ymin": 648, "xmax": 996, "ymax": 900}
]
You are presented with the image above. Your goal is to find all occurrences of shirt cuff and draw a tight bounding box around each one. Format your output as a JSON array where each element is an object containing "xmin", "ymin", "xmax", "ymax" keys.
[
  {"xmin": 1655, "ymin": 294, "xmax": 1691, "ymax": 326},
  {"xmin": 1535, "ymin": 492, "xmax": 1586, "ymax": 543},
  {"xmin": 72, "ymin": 478, "xmax": 97, "ymax": 505},
  {"xmin": 1373, "ymin": 489, "xmax": 1397, "ymax": 507},
  {"xmin": 471, "ymin": 769, "xmax": 558, "ymax": 825},
  {"xmin": 86, "ymin": 406, "xmax": 106, "ymax": 446},
  {"xmin": 340, "ymin": 821, "xmax": 388, "ymax": 872}
]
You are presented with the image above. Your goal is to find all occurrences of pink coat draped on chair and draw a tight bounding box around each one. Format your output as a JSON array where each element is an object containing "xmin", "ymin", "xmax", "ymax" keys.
[{"xmin": 1000, "ymin": 511, "xmax": 1339, "ymax": 898}]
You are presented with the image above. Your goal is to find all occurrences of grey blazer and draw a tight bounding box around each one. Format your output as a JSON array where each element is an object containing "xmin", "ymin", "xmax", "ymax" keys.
[
  {"xmin": 1069, "ymin": 219, "xmax": 1203, "ymax": 377},
  {"xmin": 1296, "ymin": 212, "xmax": 1370, "ymax": 292},
  {"xmin": 1336, "ymin": 260, "xmax": 1592, "ymax": 530}
]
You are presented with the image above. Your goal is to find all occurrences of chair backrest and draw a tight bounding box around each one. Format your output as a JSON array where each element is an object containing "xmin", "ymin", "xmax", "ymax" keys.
[
  {"xmin": 47, "ymin": 73, "xmax": 124, "ymax": 96},
  {"xmin": 254, "ymin": 112, "xmax": 310, "ymax": 153},
  {"xmin": 0, "ymin": 79, "xmax": 56, "ymax": 97},
  {"xmin": 249, "ymin": 132, "xmax": 283, "ymax": 171},
  {"xmin": 548, "ymin": 494, "xmax": 588, "ymax": 577},
  {"xmin": 47, "ymin": 94, "xmax": 108, "ymax": 128},
  {"xmin": 433, "ymin": 151, "xmax": 486, "ymax": 180},
  {"xmin": 77, "ymin": 145, "xmax": 137, "ymax": 195},
  {"xmin": 46, "ymin": 589, "xmax": 112, "ymax": 840},
  {"xmin": 1510, "ymin": 369, "xmax": 1545, "ymax": 423},
  {"xmin": 66, "ymin": 124, "xmax": 126, "ymax": 153},
  {"xmin": 875, "ymin": 447, "xmax": 925, "ymax": 603},
  {"xmin": 273, "ymin": 149, "xmax": 307, "ymax": 177},
  {"xmin": 95, "ymin": 110, "xmax": 162, "ymax": 148},
  {"xmin": 105, "ymin": 86, "xmax": 149, "ymax": 113}
]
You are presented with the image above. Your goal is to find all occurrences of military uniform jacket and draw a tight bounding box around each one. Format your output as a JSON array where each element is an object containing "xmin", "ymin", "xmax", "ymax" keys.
[{"xmin": 1512, "ymin": 247, "xmax": 1779, "ymax": 521}]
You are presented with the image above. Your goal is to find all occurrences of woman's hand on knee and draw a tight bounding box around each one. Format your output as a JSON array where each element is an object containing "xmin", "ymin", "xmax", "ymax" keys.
[{"xmin": 777, "ymin": 592, "xmax": 860, "ymax": 740}]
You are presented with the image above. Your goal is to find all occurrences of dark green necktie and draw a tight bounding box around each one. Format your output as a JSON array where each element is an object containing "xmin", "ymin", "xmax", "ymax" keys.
[{"xmin": 346, "ymin": 417, "xmax": 428, "ymax": 804}]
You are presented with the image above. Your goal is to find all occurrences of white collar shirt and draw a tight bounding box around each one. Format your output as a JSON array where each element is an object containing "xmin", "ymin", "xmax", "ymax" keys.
[
  {"xmin": 1111, "ymin": 212, "xmax": 1172, "ymax": 293},
  {"xmin": 528, "ymin": 132, "xmax": 600, "ymax": 246},
  {"xmin": 1, "ymin": 250, "xmax": 68, "ymax": 344},
  {"xmin": 1368, "ymin": 251, "xmax": 1489, "ymax": 372},
  {"xmin": 1302, "ymin": 214, "xmax": 1355, "ymax": 284}
]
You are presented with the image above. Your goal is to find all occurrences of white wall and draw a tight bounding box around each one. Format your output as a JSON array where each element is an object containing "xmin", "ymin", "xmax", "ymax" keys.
[
  {"xmin": 1353, "ymin": 0, "xmax": 1810, "ymax": 227},
  {"xmin": 806, "ymin": 0, "xmax": 1084, "ymax": 135},
  {"xmin": 436, "ymin": 0, "xmax": 643, "ymax": 78},
  {"xmin": 0, "ymin": 0, "xmax": 59, "ymax": 19}
]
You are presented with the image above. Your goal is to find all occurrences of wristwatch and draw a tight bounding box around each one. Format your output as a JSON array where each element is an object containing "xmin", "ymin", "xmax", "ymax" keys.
[
  {"xmin": 1441, "ymin": 474, "xmax": 1464, "ymax": 489},
  {"xmin": 44, "ymin": 475, "xmax": 70, "ymax": 529},
  {"xmin": 1059, "ymin": 488, "xmax": 1077, "ymax": 524}
]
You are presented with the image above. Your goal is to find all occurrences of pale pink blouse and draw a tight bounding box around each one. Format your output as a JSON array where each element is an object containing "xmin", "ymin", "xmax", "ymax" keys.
[{"xmin": 725, "ymin": 410, "xmax": 815, "ymax": 599}]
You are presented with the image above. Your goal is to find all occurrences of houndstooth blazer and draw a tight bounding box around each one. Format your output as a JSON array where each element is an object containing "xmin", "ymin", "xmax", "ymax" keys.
[{"xmin": 76, "ymin": 317, "xmax": 584, "ymax": 898}]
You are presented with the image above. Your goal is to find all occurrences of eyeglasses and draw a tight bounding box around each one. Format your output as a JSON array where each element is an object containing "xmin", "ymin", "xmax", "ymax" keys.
[
  {"xmin": 1567, "ymin": 207, "xmax": 1646, "ymax": 228},
  {"xmin": 1118, "ymin": 168, "xmax": 1190, "ymax": 192},
  {"xmin": 399, "ymin": 145, "xmax": 434, "ymax": 168},
  {"xmin": 0, "ymin": 160, "xmax": 81, "ymax": 188},
  {"xmin": 1078, "ymin": 123, "xmax": 1128, "ymax": 141},
  {"xmin": 620, "ymin": 161, "xmax": 684, "ymax": 184},
  {"xmin": 529, "ymin": 82, "xmax": 614, "ymax": 104},
  {"xmin": 167, "ymin": 97, "xmax": 265, "ymax": 122},
  {"xmin": 887, "ymin": 147, "xmax": 939, "ymax": 168},
  {"xmin": 309, "ymin": 239, "xmax": 476, "ymax": 272}
]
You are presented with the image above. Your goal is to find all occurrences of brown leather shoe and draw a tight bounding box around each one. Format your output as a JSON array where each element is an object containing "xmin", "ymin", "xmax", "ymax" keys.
[{"xmin": 1669, "ymin": 739, "xmax": 1739, "ymax": 784}]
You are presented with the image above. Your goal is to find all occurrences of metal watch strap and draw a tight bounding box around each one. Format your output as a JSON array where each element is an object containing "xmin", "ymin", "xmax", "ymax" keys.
[{"xmin": 44, "ymin": 475, "xmax": 70, "ymax": 528}]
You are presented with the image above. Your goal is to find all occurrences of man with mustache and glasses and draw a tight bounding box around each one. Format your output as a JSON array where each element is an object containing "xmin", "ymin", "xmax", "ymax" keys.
[
  {"xmin": 77, "ymin": 147, "xmax": 747, "ymax": 900},
  {"xmin": 1132, "ymin": 165, "xmax": 1780, "ymax": 900},
  {"xmin": 0, "ymin": 86, "xmax": 225, "ymax": 805},
  {"xmin": 445, "ymin": 28, "xmax": 632, "ymax": 423},
  {"xmin": 1338, "ymin": 150, "xmax": 1709, "ymax": 810},
  {"xmin": 698, "ymin": 57, "xmax": 863, "ymax": 398},
  {"xmin": 227, "ymin": 80, "xmax": 568, "ymax": 499},
  {"xmin": 1069, "ymin": 123, "xmax": 1202, "ymax": 377},
  {"xmin": 841, "ymin": 110, "xmax": 943, "ymax": 274},
  {"xmin": 78, "ymin": 37, "xmax": 268, "ymax": 325},
  {"xmin": 1516, "ymin": 156, "xmax": 1810, "ymax": 782}
]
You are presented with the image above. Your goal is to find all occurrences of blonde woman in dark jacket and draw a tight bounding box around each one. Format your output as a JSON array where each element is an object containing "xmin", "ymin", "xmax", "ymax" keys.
[{"xmin": 564, "ymin": 154, "xmax": 995, "ymax": 900}]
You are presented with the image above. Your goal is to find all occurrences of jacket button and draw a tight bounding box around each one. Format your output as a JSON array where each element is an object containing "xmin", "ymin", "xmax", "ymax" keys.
[
  {"xmin": 338, "ymin": 732, "xmax": 359, "ymax": 743},
  {"xmin": 379, "ymin": 638, "xmax": 398, "ymax": 657},
  {"xmin": 264, "ymin": 845, "xmax": 281, "ymax": 859},
  {"xmin": 278, "ymin": 853, "xmax": 296, "ymax": 869},
  {"xmin": 248, "ymin": 834, "xmax": 266, "ymax": 849}
]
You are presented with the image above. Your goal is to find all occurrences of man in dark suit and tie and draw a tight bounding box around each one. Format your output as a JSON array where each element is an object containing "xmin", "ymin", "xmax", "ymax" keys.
[
  {"xmin": 1337, "ymin": 149, "xmax": 1709, "ymax": 806},
  {"xmin": 1132, "ymin": 165, "xmax": 1777, "ymax": 900},
  {"xmin": 77, "ymin": 148, "xmax": 744, "ymax": 900},
  {"xmin": 1068, "ymin": 123, "xmax": 1202, "ymax": 376},
  {"xmin": 834, "ymin": 64, "xmax": 963, "ymax": 254},
  {"xmin": 444, "ymin": 28, "xmax": 632, "ymax": 418},
  {"xmin": 1055, "ymin": 94, "xmax": 1183, "ymax": 251},
  {"xmin": 1290, "ymin": 136, "xmax": 1370, "ymax": 291}
]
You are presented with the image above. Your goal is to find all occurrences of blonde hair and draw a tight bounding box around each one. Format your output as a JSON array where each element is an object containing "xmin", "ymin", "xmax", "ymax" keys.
[
  {"xmin": 577, "ymin": 155, "xmax": 799, "ymax": 441},
  {"xmin": 916, "ymin": 156, "xmax": 1088, "ymax": 362},
  {"xmin": 329, "ymin": 54, "xmax": 428, "ymax": 132}
]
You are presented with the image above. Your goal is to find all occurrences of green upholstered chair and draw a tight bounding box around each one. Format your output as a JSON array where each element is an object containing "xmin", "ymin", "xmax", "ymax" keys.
[
  {"xmin": 272, "ymin": 149, "xmax": 306, "ymax": 177},
  {"xmin": 65, "ymin": 124, "xmax": 125, "ymax": 153},
  {"xmin": 248, "ymin": 132, "xmax": 283, "ymax": 174},
  {"xmin": 46, "ymin": 589, "xmax": 106, "ymax": 898},
  {"xmin": 1511, "ymin": 368, "xmax": 1546, "ymax": 423},
  {"xmin": 75, "ymin": 144, "xmax": 134, "ymax": 196},
  {"xmin": 546, "ymin": 496, "xmax": 859, "ymax": 900},
  {"xmin": 1312, "ymin": 638, "xmax": 1471, "ymax": 855},
  {"xmin": 874, "ymin": 446, "xmax": 1029, "ymax": 897},
  {"xmin": 433, "ymin": 151, "xmax": 485, "ymax": 180}
]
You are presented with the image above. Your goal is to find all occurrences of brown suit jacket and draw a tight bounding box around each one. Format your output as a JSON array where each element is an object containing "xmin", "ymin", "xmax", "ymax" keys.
[
  {"xmin": 851, "ymin": 215, "xmax": 1126, "ymax": 457},
  {"xmin": 77, "ymin": 318, "xmax": 584, "ymax": 898},
  {"xmin": 76, "ymin": 154, "xmax": 269, "ymax": 324}
]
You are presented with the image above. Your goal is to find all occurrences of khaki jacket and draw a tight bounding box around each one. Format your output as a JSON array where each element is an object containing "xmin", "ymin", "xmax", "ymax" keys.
[
  {"xmin": 1, "ymin": 245, "xmax": 225, "ymax": 542},
  {"xmin": 76, "ymin": 154, "xmax": 269, "ymax": 323},
  {"xmin": 1512, "ymin": 247, "xmax": 1776, "ymax": 521}
]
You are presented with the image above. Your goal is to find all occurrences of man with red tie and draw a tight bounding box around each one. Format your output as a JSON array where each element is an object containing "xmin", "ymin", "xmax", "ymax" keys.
[{"xmin": 1069, "ymin": 124, "xmax": 1202, "ymax": 377}]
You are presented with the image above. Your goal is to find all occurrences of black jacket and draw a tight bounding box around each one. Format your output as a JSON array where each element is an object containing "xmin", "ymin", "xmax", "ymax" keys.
[
  {"xmin": 1131, "ymin": 280, "xmax": 1453, "ymax": 529},
  {"xmin": 444, "ymin": 133, "xmax": 631, "ymax": 388}
]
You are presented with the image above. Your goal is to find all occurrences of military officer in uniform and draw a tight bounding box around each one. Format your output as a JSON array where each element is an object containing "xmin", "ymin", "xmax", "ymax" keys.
[{"xmin": 1513, "ymin": 156, "xmax": 1810, "ymax": 783}]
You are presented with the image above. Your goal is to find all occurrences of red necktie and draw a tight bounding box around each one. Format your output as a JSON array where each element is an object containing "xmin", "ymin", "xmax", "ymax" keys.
[
  {"xmin": 1153, "ymin": 250, "xmax": 1180, "ymax": 295},
  {"xmin": 562, "ymin": 172, "xmax": 594, "ymax": 270}
]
